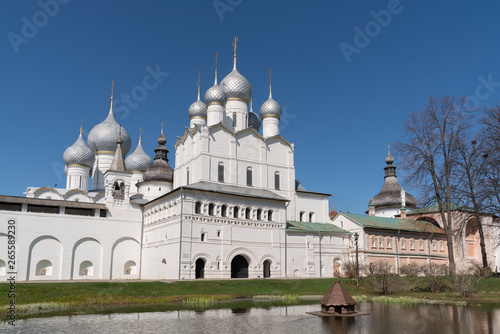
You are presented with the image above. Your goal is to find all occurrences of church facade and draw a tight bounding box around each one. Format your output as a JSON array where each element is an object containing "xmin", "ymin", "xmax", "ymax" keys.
[
  {"xmin": 0, "ymin": 41, "xmax": 352, "ymax": 281},
  {"xmin": 1, "ymin": 40, "xmax": 498, "ymax": 282}
]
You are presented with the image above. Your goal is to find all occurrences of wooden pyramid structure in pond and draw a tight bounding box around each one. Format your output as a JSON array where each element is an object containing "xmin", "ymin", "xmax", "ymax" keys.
[{"xmin": 320, "ymin": 281, "xmax": 357, "ymax": 314}]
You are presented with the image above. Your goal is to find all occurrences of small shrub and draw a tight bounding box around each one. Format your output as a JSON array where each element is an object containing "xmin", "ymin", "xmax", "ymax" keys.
[
  {"xmin": 399, "ymin": 263, "xmax": 423, "ymax": 277},
  {"xmin": 368, "ymin": 260, "xmax": 394, "ymax": 295},
  {"xmin": 423, "ymin": 264, "xmax": 448, "ymax": 293},
  {"xmin": 454, "ymin": 269, "xmax": 481, "ymax": 298},
  {"xmin": 469, "ymin": 261, "xmax": 493, "ymax": 278},
  {"xmin": 341, "ymin": 250, "xmax": 367, "ymax": 279}
]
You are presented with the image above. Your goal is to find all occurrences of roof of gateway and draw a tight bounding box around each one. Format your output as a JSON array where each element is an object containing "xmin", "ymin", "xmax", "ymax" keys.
[
  {"xmin": 287, "ymin": 221, "xmax": 350, "ymax": 234},
  {"xmin": 339, "ymin": 212, "xmax": 445, "ymax": 234}
]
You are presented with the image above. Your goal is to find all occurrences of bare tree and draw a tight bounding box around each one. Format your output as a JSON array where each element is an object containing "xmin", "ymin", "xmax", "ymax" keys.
[
  {"xmin": 396, "ymin": 96, "xmax": 474, "ymax": 275},
  {"xmin": 453, "ymin": 138, "xmax": 489, "ymax": 268},
  {"xmin": 481, "ymin": 105, "xmax": 500, "ymax": 215}
]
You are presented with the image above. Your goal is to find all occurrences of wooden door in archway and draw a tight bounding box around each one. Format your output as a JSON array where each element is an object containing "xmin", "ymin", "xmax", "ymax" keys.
[{"xmin": 333, "ymin": 261, "xmax": 340, "ymax": 277}]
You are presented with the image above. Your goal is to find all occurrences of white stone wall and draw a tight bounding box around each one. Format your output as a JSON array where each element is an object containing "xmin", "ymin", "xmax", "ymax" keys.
[
  {"xmin": 285, "ymin": 232, "xmax": 348, "ymax": 278},
  {"xmin": 0, "ymin": 208, "xmax": 142, "ymax": 282}
]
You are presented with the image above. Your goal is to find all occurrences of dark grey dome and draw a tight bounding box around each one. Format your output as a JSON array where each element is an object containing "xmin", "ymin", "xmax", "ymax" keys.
[
  {"xmin": 142, "ymin": 132, "xmax": 173, "ymax": 183},
  {"xmin": 143, "ymin": 160, "xmax": 173, "ymax": 183},
  {"xmin": 370, "ymin": 150, "xmax": 417, "ymax": 209},
  {"xmin": 248, "ymin": 107, "xmax": 261, "ymax": 130}
]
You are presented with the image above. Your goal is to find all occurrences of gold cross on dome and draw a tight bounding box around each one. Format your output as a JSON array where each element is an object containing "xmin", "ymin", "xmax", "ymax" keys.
[
  {"xmin": 111, "ymin": 81, "xmax": 114, "ymax": 100},
  {"xmin": 233, "ymin": 36, "xmax": 238, "ymax": 57}
]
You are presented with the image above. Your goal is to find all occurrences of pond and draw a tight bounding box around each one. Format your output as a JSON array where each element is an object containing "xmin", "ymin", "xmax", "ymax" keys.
[{"xmin": 6, "ymin": 302, "xmax": 500, "ymax": 334}]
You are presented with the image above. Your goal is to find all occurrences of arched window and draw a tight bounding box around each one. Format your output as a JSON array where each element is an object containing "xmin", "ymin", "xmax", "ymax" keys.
[
  {"xmin": 268, "ymin": 210, "xmax": 273, "ymax": 222},
  {"xmin": 233, "ymin": 206, "xmax": 240, "ymax": 218},
  {"xmin": 379, "ymin": 236, "xmax": 384, "ymax": 249},
  {"xmin": 432, "ymin": 239, "xmax": 437, "ymax": 251},
  {"xmin": 113, "ymin": 181, "xmax": 125, "ymax": 199},
  {"xmin": 371, "ymin": 236, "xmax": 377, "ymax": 249},
  {"xmin": 124, "ymin": 261, "xmax": 136, "ymax": 275},
  {"xmin": 387, "ymin": 237, "xmax": 392, "ymax": 249},
  {"xmin": 208, "ymin": 203, "xmax": 215, "ymax": 216},
  {"xmin": 263, "ymin": 260, "xmax": 271, "ymax": 278},
  {"xmin": 186, "ymin": 168, "xmax": 190, "ymax": 185},
  {"xmin": 221, "ymin": 205, "xmax": 227, "ymax": 217},
  {"xmin": 0, "ymin": 260, "xmax": 6, "ymax": 276},
  {"xmin": 79, "ymin": 261, "xmax": 93, "ymax": 276},
  {"xmin": 466, "ymin": 219, "xmax": 478, "ymax": 240},
  {"xmin": 274, "ymin": 172, "xmax": 280, "ymax": 190},
  {"xmin": 299, "ymin": 211, "xmax": 305, "ymax": 222},
  {"xmin": 400, "ymin": 237, "xmax": 406, "ymax": 250},
  {"xmin": 419, "ymin": 239, "xmax": 424, "ymax": 251},
  {"xmin": 245, "ymin": 207, "xmax": 251, "ymax": 219},
  {"xmin": 247, "ymin": 167, "xmax": 253, "ymax": 186},
  {"xmin": 257, "ymin": 209, "xmax": 262, "ymax": 220},
  {"xmin": 218, "ymin": 162, "xmax": 224, "ymax": 183},
  {"xmin": 36, "ymin": 260, "xmax": 52, "ymax": 276},
  {"xmin": 410, "ymin": 238, "xmax": 415, "ymax": 250},
  {"xmin": 195, "ymin": 201, "xmax": 202, "ymax": 214},
  {"xmin": 309, "ymin": 212, "xmax": 314, "ymax": 222}
]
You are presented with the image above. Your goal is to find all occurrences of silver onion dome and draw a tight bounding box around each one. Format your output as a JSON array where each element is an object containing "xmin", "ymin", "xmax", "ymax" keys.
[
  {"xmin": 220, "ymin": 68, "xmax": 252, "ymax": 103},
  {"xmin": 143, "ymin": 132, "xmax": 174, "ymax": 183},
  {"xmin": 125, "ymin": 139, "xmax": 153, "ymax": 172},
  {"xmin": 63, "ymin": 130, "xmax": 95, "ymax": 167},
  {"xmin": 188, "ymin": 99, "xmax": 207, "ymax": 119},
  {"xmin": 260, "ymin": 96, "xmax": 281, "ymax": 119},
  {"xmin": 88, "ymin": 101, "xmax": 132, "ymax": 154},
  {"xmin": 205, "ymin": 84, "xmax": 226, "ymax": 106}
]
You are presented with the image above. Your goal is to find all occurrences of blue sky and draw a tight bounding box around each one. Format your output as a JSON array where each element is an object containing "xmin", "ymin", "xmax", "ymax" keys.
[{"xmin": 1, "ymin": 0, "xmax": 500, "ymax": 215}]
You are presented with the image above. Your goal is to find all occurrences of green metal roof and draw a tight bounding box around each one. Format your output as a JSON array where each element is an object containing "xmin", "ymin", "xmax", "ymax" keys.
[
  {"xmin": 407, "ymin": 203, "xmax": 493, "ymax": 216},
  {"xmin": 341, "ymin": 212, "xmax": 445, "ymax": 234},
  {"xmin": 286, "ymin": 221, "xmax": 350, "ymax": 234}
]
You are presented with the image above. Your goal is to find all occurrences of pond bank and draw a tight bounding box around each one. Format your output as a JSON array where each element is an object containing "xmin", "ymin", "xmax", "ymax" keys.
[{"xmin": 1, "ymin": 277, "xmax": 499, "ymax": 319}]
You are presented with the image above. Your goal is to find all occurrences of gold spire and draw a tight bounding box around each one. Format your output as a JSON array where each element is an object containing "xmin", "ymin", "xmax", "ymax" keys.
[
  {"xmin": 214, "ymin": 53, "xmax": 218, "ymax": 85},
  {"xmin": 111, "ymin": 81, "xmax": 114, "ymax": 100},
  {"xmin": 268, "ymin": 69, "xmax": 272, "ymax": 98},
  {"xmin": 80, "ymin": 117, "xmax": 83, "ymax": 135},
  {"xmin": 197, "ymin": 70, "xmax": 201, "ymax": 100},
  {"xmin": 233, "ymin": 36, "xmax": 238, "ymax": 57},
  {"xmin": 232, "ymin": 36, "xmax": 238, "ymax": 69},
  {"xmin": 139, "ymin": 126, "xmax": 143, "ymax": 144}
]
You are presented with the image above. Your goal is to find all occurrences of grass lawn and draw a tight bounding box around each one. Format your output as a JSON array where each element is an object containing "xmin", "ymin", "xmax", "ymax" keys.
[{"xmin": 1, "ymin": 277, "xmax": 499, "ymax": 319}]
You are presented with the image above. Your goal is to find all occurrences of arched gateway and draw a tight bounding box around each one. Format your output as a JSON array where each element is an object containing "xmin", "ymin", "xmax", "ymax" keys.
[
  {"xmin": 195, "ymin": 258, "xmax": 205, "ymax": 279},
  {"xmin": 231, "ymin": 255, "xmax": 248, "ymax": 278}
]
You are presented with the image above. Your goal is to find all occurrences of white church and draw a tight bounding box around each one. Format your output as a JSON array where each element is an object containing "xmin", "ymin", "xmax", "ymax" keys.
[
  {"xmin": 0, "ymin": 39, "xmax": 354, "ymax": 281},
  {"xmin": 2, "ymin": 39, "xmax": 497, "ymax": 282}
]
